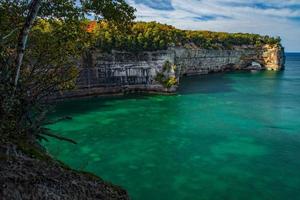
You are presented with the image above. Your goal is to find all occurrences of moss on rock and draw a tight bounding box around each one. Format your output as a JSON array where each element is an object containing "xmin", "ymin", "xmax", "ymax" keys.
[{"xmin": 155, "ymin": 60, "xmax": 178, "ymax": 89}]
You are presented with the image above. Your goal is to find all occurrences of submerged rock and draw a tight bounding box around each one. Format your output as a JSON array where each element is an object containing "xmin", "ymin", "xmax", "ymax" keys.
[{"xmin": 0, "ymin": 143, "xmax": 129, "ymax": 200}]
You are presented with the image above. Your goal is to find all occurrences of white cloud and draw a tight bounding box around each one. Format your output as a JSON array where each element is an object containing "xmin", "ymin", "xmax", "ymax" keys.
[{"xmin": 127, "ymin": 0, "xmax": 300, "ymax": 52}]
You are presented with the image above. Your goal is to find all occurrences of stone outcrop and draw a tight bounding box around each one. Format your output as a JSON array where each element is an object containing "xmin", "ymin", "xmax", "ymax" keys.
[
  {"xmin": 0, "ymin": 143, "xmax": 129, "ymax": 200},
  {"xmin": 56, "ymin": 44, "xmax": 285, "ymax": 99},
  {"xmin": 262, "ymin": 45, "xmax": 285, "ymax": 70}
]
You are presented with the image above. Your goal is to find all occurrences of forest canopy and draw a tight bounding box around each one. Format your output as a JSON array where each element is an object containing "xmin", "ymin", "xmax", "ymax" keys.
[{"xmin": 83, "ymin": 20, "xmax": 282, "ymax": 52}]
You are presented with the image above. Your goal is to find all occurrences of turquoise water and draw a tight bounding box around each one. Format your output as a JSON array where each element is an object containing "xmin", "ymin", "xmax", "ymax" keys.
[{"xmin": 45, "ymin": 53, "xmax": 300, "ymax": 200}]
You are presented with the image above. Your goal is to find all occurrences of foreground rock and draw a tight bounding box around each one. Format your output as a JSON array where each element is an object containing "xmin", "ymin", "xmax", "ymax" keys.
[{"xmin": 0, "ymin": 143, "xmax": 129, "ymax": 200}]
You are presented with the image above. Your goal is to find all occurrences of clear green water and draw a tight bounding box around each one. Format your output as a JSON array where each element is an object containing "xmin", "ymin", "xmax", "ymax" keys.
[{"xmin": 45, "ymin": 53, "xmax": 300, "ymax": 200}]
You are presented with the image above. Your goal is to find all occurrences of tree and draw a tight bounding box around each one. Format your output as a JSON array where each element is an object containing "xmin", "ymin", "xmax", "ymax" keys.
[
  {"xmin": 14, "ymin": 0, "xmax": 41, "ymax": 88},
  {"xmin": 0, "ymin": 0, "xmax": 135, "ymax": 143}
]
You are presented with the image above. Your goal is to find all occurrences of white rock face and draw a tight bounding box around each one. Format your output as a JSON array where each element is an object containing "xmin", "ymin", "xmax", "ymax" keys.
[
  {"xmin": 172, "ymin": 45, "xmax": 284, "ymax": 75},
  {"xmin": 56, "ymin": 45, "xmax": 285, "ymax": 99}
]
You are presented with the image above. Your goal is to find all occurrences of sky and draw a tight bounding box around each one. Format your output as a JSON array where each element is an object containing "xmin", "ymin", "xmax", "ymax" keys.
[{"xmin": 126, "ymin": 0, "xmax": 300, "ymax": 52}]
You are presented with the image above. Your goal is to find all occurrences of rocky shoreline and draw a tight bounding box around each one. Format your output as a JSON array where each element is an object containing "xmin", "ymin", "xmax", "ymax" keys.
[{"xmin": 0, "ymin": 143, "xmax": 129, "ymax": 200}]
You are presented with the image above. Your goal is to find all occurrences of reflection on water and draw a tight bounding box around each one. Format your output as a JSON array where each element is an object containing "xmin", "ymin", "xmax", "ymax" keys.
[{"xmin": 178, "ymin": 73, "xmax": 236, "ymax": 94}]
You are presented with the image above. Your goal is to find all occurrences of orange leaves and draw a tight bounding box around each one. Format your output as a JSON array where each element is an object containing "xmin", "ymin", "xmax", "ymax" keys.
[{"xmin": 86, "ymin": 21, "xmax": 97, "ymax": 33}]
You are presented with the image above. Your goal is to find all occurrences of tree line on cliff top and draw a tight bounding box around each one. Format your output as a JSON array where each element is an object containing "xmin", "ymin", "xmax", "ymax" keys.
[
  {"xmin": 84, "ymin": 20, "xmax": 281, "ymax": 52},
  {"xmin": 33, "ymin": 19, "xmax": 281, "ymax": 52},
  {"xmin": 28, "ymin": 19, "xmax": 282, "ymax": 54}
]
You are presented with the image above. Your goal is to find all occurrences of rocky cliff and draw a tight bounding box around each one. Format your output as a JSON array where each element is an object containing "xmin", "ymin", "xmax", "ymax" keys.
[{"xmin": 57, "ymin": 44, "xmax": 285, "ymax": 98}]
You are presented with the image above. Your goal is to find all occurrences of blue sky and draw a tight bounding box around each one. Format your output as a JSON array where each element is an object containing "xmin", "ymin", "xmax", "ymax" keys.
[{"xmin": 127, "ymin": 0, "xmax": 300, "ymax": 52}]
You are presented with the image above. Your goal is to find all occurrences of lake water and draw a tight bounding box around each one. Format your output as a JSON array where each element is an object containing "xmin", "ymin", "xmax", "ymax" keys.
[{"xmin": 45, "ymin": 53, "xmax": 300, "ymax": 200}]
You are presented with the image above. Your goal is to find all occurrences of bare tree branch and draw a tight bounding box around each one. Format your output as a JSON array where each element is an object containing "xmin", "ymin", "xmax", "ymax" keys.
[
  {"xmin": 1, "ymin": 28, "xmax": 18, "ymax": 41},
  {"xmin": 40, "ymin": 132, "xmax": 77, "ymax": 144}
]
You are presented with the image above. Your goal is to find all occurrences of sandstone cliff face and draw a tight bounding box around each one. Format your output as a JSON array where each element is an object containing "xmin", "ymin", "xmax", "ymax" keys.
[
  {"xmin": 57, "ymin": 45, "xmax": 285, "ymax": 98},
  {"xmin": 262, "ymin": 45, "xmax": 285, "ymax": 70},
  {"xmin": 174, "ymin": 44, "xmax": 285, "ymax": 76}
]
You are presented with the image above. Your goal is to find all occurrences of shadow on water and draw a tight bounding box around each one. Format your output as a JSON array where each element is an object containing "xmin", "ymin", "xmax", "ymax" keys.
[
  {"xmin": 48, "ymin": 93, "xmax": 157, "ymax": 120},
  {"xmin": 178, "ymin": 73, "xmax": 235, "ymax": 95},
  {"xmin": 50, "ymin": 73, "xmax": 236, "ymax": 119}
]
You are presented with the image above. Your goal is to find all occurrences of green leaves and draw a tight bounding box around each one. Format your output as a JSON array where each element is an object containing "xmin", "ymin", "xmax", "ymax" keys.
[
  {"xmin": 80, "ymin": 0, "xmax": 136, "ymax": 26},
  {"xmin": 89, "ymin": 21, "xmax": 282, "ymax": 52},
  {"xmin": 0, "ymin": 0, "xmax": 136, "ymax": 142},
  {"xmin": 39, "ymin": 0, "xmax": 82, "ymax": 20}
]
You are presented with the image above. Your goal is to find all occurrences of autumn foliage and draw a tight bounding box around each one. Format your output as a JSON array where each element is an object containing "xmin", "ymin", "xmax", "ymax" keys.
[
  {"xmin": 86, "ymin": 21, "xmax": 97, "ymax": 33},
  {"xmin": 87, "ymin": 21, "xmax": 282, "ymax": 52}
]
